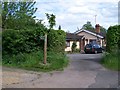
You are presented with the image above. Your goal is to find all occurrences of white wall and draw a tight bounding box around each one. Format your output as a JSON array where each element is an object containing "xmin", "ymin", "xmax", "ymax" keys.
[{"xmin": 65, "ymin": 41, "xmax": 80, "ymax": 51}]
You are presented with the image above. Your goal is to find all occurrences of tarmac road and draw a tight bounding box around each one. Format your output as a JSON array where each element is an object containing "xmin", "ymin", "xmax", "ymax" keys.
[{"xmin": 2, "ymin": 53, "xmax": 119, "ymax": 88}]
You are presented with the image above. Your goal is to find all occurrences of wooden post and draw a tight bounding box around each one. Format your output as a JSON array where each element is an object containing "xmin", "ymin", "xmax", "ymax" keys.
[{"xmin": 44, "ymin": 33, "xmax": 47, "ymax": 64}]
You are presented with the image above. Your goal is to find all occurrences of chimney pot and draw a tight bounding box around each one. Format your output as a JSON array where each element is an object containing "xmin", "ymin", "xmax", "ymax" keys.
[{"xmin": 95, "ymin": 24, "xmax": 100, "ymax": 33}]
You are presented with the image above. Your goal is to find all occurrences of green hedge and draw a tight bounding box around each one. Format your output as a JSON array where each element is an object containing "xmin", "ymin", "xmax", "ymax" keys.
[
  {"xmin": 48, "ymin": 30, "xmax": 66, "ymax": 53},
  {"xmin": 106, "ymin": 25, "xmax": 120, "ymax": 52},
  {"xmin": 2, "ymin": 29, "xmax": 66, "ymax": 56}
]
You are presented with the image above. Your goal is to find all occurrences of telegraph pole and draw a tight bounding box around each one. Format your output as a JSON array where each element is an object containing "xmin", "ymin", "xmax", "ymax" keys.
[{"xmin": 94, "ymin": 15, "xmax": 97, "ymax": 25}]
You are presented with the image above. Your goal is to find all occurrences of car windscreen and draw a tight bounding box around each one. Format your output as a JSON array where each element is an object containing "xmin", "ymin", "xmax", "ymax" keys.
[
  {"xmin": 92, "ymin": 44, "xmax": 101, "ymax": 48},
  {"xmin": 85, "ymin": 44, "xmax": 92, "ymax": 48}
]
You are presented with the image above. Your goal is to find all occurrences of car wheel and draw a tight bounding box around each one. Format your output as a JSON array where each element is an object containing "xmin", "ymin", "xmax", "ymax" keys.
[{"xmin": 95, "ymin": 50, "xmax": 97, "ymax": 54}]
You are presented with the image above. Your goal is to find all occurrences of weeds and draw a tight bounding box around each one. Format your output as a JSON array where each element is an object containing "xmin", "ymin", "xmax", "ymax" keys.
[
  {"xmin": 2, "ymin": 51, "xmax": 69, "ymax": 72},
  {"xmin": 101, "ymin": 51, "xmax": 120, "ymax": 71}
]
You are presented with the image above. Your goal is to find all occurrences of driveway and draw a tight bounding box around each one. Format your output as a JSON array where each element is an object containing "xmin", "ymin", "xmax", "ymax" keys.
[{"xmin": 2, "ymin": 53, "xmax": 119, "ymax": 88}]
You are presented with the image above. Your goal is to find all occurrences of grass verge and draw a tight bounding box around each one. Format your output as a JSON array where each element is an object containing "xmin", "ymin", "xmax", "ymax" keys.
[
  {"xmin": 101, "ymin": 51, "xmax": 120, "ymax": 71},
  {"xmin": 2, "ymin": 51, "xmax": 69, "ymax": 72}
]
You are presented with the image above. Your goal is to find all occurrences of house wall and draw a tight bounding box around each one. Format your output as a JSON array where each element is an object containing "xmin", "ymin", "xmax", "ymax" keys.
[
  {"xmin": 77, "ymin": 31, "xmax": 97, "ymax": 39},
  {"xmin": 77, "ymin": 31, "xmax": 103, "ymax": 46},
  {"xmin": 65, "ymin": 41, "xmax": 80, "ymax": 52}
]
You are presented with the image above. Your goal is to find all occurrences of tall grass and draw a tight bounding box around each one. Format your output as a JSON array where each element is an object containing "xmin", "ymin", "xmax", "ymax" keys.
[
  {"xmin": 2, "ymin": 51, "xmax": 69, "ymax": 72},
  {"xmin": 101, "ymin": 51, "xmax": 120, "ymax": 71}
]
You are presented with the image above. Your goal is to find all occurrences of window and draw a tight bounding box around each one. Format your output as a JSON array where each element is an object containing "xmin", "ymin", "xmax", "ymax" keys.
[
  {"xmin": 66, "ymin": 41, "xmax": 70, "ymax": 47},
  {"xmin": 89, "ymin": 39, "xmax": 97, "ymax": 44}
]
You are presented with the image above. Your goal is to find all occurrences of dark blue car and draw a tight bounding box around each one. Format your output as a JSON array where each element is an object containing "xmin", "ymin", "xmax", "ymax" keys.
[{"xmin": 84, "ymin": 44, "xmax": 103, "ymax": 54}]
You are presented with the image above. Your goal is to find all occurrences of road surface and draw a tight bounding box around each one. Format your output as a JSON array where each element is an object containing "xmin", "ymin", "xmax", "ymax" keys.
[{"xmin": 2, "ymin": 53, "xmax": 119, "ymax": 88}]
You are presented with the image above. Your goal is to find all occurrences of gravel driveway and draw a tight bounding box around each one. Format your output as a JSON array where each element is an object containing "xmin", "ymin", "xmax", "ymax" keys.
[{"xmin": 2, "ymin": 53, "xmax": 119, "ymax": 88}]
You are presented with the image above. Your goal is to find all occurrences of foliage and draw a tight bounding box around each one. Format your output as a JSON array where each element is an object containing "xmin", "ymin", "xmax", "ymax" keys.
[
  {"xmin": 48, "ymin": 30, "xmax": 66, "ymax": 53},
  {"xmin": 3, "ymin": 51, "xmax": 69, "ymax": 72},
  {"xmin": 101, "ymin": 51, "xmax": 120, "ymax": 71},
  {"xmin": 58, "ymin": 25, "xmax": 61, "ymax": 30},
  {"xmin": 100, "ymin": 26, "xmax": 107, "ymax": 34},
  {"xmin": 45, "ymin": 13, "xmax": 56, "ymax": 32},
  {"xmin": 2, "ymin": 0, "xmax": 37, "ymax": 30},
  {"xmin": 71, "ymin": 42, "xmax": 77, "ymax": 52},
  {"xmin": 81, "ymin": 21, "xmax": 106, "ymax": 34},
  {"xmin": 82, "ymin": 21, "xmax": 95, "ymax": 31},
  {"xmin": 2, "ymin": 29, "xmax": 66, "ymax": 55},
  {"xmin": 2, "ymin": 29, "xmax": 44, "ymax": 55},
  {"xmin": 106, "ymin": 25, "xmax": 120, "ymax": 52}
]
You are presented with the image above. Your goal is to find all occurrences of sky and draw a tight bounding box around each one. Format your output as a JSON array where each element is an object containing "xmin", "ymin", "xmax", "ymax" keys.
[{"xmin": 34, "ymin": 0, "xmax": 119, "ymax": 33}]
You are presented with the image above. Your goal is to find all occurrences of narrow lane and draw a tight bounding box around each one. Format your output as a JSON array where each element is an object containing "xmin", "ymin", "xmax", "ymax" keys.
[{"xmin": 2, "ymin": 53, "xmax": 118, "ymax": 88}]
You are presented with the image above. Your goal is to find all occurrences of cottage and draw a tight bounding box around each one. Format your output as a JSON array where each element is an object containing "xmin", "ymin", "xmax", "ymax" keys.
[{"xmin": 65, "ymin": 24, "xmax": 106, "ymax": 52}]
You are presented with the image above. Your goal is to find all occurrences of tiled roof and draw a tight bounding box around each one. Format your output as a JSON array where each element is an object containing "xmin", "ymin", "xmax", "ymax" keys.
[{"xmin": 66, "ymin": 33, "xmax": 84, "ymax": 41}]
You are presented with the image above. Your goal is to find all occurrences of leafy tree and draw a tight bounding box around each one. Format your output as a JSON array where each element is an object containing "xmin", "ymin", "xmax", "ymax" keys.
[
  {"xmin": 82, "ymin": 21, "xmax": 95, "ymax": 31},
  {"xmin": 45, "ymin": 13, "xmax": 56, "ymax": 32},
  {"xmin": 72, "ymin": 42, "xmax": 77, "ymax": 52},
  {"xmin": 2, "ymin": 0, "xmax": 37, "ymax": 30},
  {"xmin": 58, "ymin": 25, "xmax": 61, "ymax": 30},
  {"xmin": 100, "ymin": 26, "xmax": 107, "ymax": 34},
  {"xmin": 81, "ymin": 21, "xmax": 106, "ymax": 34},
  {"xmin": 42, "ymin": 13, "xmax": 56, "ymax": 64}
]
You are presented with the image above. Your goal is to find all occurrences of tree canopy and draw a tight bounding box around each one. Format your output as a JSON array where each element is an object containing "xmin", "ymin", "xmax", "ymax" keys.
[
  {"xmin": 82, "ymin": 21, "xmax": 94, "ymax": 31},
  {"xmin": 45, "ymin": 13, "xmax": 56, "ymax": 33},
  {"xmin": 81, "ymin": 21, "xmax": 106, "ymax": 34},
  {"xmin": 2, "ymin": 0, "xmax": 37, "ymax": 30}
]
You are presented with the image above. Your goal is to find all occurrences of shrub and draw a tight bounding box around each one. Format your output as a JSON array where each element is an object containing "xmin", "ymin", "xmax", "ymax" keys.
[
  {"xmin": 47, "ymin": 30, "xmax": 66, "ymax": 53},
  {"xmin": 71, "ymin": 42, "xmax": 77, "ymax": 52},
  {"xmin": 2, "ymin": 29, "xmax": 66, "ymax": 55},
  {"xmin": 106, "ymin": 25, "xmax": 120, "ymax": 52},
  {"xmin": 2, "ymin": 29, "xmax": 45, "ymax": 55}
]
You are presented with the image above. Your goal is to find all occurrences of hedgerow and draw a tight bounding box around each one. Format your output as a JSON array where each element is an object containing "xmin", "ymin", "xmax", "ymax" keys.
[
  {"xmin": 2, "ymin": 29, "xmax": 66, "ymax": 55},
  {"xmin": 106, "ymin": 25, "xmax": 120, "ymax": 52}
]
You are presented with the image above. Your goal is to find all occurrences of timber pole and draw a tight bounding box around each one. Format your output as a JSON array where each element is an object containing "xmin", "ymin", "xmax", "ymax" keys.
[{"xmin": 44, "ymin": 33, "xmax": 47, "ymax": 64}]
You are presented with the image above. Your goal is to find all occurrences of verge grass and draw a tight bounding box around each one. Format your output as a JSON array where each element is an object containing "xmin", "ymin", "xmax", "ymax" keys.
[
  {"xmin": 101, "ymin": 51, "xmax": 120, "ymax": 71},
  {"xmin": 2, "ymin": 51, "xmax": 69, "ymax": 72}
]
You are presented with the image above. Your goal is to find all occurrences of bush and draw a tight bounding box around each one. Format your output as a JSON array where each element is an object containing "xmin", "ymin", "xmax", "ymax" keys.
[
  {"xmin": 71, "ymin": 42, "xmax": 77, "ymax": 52},
  {"xmin": 47, "ymin": 30, "xmax": 66, "ymax": 53},
  {"xmin": 2, "ymin": 29, "xmax": 66, "ymax": 55},
  {"xmin": 2, "ymin": 29, "xmax": 45, "ymax": 55},
  {"xmin": 106, "ymin": 25, "xmax": 120, "ymax": 52}
]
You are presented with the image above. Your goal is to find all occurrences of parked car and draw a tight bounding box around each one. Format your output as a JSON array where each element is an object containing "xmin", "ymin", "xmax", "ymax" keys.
[{"xmin": 84, "ymin": 44, "xmax": 103, "ymax": 54}]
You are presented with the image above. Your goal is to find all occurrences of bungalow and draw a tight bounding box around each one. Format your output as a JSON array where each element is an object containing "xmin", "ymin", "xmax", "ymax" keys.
[{"xmin": 65, "ymin": 24, "xmax": 106, "ymax": 52}]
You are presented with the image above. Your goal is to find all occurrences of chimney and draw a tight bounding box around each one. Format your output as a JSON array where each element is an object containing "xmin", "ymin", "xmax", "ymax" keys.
[{"xmin": 95, "ymin": 24, "xmax": 100, "ymax": 33}]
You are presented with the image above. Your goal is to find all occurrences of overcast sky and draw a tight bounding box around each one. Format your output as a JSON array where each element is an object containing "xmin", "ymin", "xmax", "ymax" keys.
[{"xmin": 34, "ymin": 0, "xmax": 119, "ymax": 33}]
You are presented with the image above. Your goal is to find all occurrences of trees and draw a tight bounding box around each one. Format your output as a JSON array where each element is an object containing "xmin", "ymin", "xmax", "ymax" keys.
[
  {"xmin": 58, "ymin": 25, "xmax": 61, "ymax": 30},
  {"xmin": 45, "ymin": 13, "xmax": 56, "ymax": 31},
  {"xmin": 2, "ymin": 0, "xmax": 37, "ymax": 30},
  {"xmin": 82, "ymin": 21, "xmax": 94, "ymax": 31},
  {"xmin": 81, "ymin": 21, "xmax": 106, "ymax": 34}
]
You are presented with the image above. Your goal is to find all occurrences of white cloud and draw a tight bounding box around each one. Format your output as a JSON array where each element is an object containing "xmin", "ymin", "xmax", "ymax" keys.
[{"xmin": 34, "ymin": 0, "xmax": 118, "ymax": 32}]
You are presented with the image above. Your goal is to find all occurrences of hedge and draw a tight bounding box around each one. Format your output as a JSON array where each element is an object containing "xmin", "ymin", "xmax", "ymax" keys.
[
  {"xmin": 2, "ymin": 29, "xmax": 66, "ymax": 56},
  {"xmin": 106, "ymin": 25, "xmax": 120, "ymax": 52},
  {"xmin": 48, "ymin": 30, "xmax": 66, "ymax": 53}
]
